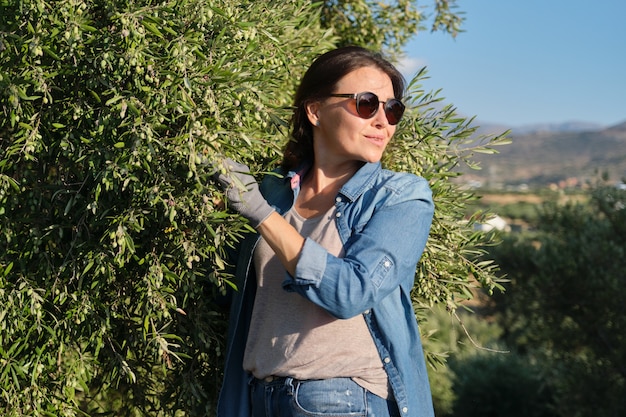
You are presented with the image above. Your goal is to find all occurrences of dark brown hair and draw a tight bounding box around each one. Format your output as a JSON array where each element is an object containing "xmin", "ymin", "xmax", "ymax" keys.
[{"xmin": 282, "ymin": 46, "xmax": 405, "ymax": 171}]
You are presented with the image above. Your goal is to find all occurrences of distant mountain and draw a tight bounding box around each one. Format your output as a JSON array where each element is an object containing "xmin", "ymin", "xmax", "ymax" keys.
[
  {"xmin": 509, "ymin": 121, "xmax": 605, "ymax": 135},
  {"xmin": 459, "ymin": 120, "xmax": 626, "ymax": 188},
  {"xmin": 475, "ymin": 121, "xmax": 606, "ymax": 136}
]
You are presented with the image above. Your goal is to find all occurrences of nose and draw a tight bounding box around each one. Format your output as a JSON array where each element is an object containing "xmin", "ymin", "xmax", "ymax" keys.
[{"xmin": 372, "ymin": 103, "xmax": 389, "ymax": 127}]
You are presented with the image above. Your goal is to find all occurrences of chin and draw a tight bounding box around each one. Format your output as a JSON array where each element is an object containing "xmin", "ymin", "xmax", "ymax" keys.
[{"xmin": 361, "ymin": 154, "xmax": 384, "ymax": 163}]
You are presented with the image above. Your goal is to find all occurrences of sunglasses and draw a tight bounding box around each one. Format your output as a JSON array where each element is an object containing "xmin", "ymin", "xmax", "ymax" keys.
[{"xmin": 329, "ymin": 92, "xmax": 405, "ymax": 125}]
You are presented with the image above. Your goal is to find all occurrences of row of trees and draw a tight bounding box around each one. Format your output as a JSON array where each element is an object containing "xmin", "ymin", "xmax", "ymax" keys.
[
  {"xmin": 489, "ymin": 186, "xmax": 626, "ymax": 417},
  {"xmin": 424, "ymin": 185, "xmax": 625, "ymax": 417},
  {"xmin": 1, "ymin": 0, "xmax": 510, "ymax": 415}
]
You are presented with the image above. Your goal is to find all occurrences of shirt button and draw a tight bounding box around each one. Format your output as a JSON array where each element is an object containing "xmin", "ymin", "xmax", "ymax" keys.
[
  {"xmin": 383, "ymin": 260, "xmax": 391, "ymax": 268},
  {"xmin": 384, "ymin": 357, "xmax": 391, "ymax": 364},
  {"xmin": 335, "ymin": 212, "xmax": 342, "ymax": 218},
  {"xmin": 402, "ymin": 406, "xmax": 409, "ymax": 413},
  {"xmin": 364, "ymin": 309, "xmax": 371, "ymax": 315},
  {"xmin": 335, "ymin": 196, "xmax": 342, "ymax": 202}
]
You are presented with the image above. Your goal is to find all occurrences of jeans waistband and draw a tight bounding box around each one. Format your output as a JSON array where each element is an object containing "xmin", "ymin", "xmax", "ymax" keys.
[{"xmin": 251, "ymin": 375, "xmax": 298, "ymax": 387}]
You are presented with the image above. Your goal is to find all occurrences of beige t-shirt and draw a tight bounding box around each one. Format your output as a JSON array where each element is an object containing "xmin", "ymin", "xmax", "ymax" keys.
[{"xmin": 243, "ymin": 206, "xmax": 389, "ymax": 399}]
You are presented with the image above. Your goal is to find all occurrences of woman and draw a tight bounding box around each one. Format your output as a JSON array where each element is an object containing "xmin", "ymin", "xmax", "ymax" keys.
[{"xmin": 215, "ymin": 46, "xmax": 435, "ymax": 417}]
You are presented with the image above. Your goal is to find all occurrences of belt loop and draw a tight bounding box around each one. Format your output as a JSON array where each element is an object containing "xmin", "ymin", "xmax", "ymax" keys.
[{"xmin": 285, "ymin": 377, "xmax": 296, "ymax": 395}]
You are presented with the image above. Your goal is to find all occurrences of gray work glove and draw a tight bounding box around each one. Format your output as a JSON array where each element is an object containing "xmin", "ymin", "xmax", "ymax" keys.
[{"xmin": 214, "ymin": 158, "xmax": 275, "ymax": 228}]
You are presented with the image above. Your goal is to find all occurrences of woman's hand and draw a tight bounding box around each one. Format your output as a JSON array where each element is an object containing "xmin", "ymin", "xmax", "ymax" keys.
[
  {"xmin": 214, "ymin": 158, "xmax": 275, "ymax": 228},
  {"xmin": 211, "ymin": 157, "xmax": 303, "ymax": 275}
]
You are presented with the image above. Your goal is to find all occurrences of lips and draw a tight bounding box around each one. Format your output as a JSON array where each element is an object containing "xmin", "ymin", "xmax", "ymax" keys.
[{"xmin": 365, "ymin": 135, "xmax": 387, "ymax": 145}]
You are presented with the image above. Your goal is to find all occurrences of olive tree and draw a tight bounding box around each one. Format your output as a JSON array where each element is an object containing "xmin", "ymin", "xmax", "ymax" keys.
[
  {"xmin": 320, "ymin": 0, "xmax": 464, "ymax": 58},
  {"xmin": 1, "ymin": 1, "xmax": 335, "ymax": 414}
]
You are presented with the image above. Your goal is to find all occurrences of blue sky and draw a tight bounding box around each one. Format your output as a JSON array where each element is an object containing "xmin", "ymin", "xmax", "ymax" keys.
[{"xmin": 399, "ymin": 0, "xmax": 626, "ymax": 128}]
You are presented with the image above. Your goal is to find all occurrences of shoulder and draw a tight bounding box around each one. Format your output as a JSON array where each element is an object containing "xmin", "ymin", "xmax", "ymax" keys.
[
  {"xmin": 259, "ymin": 167, "xmax": 287, "ymax": 191},
  {"xmin": 341, "ymin": 162, "xmax": 432, "ymax": 206},
  {"xmin": 378, "ymin": 168, "xmax": 429, "ymax": 189},
  {"xmin": 259, "ymin": 166, "xmax": 294, "ymax": 211},
  {"xmin": 340, "ymin": 164, "xmax": 433, "ymax": 225},
  {"xmin": 370, "ymin": 167, "xmax": 433, "ymax": 204}
]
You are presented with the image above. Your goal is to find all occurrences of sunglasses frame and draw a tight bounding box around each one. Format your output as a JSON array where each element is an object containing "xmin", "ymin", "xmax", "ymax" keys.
[{"xmin": 329, "ymin": 92, "xmax": 405, "ymax": 125}]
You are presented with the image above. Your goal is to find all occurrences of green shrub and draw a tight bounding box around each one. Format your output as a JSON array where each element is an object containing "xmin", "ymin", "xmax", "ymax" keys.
[
  {"xmin": 0, "ymin": 1, "xmax": 333, "ymax": 414},
  {"xmin": 449, "ymin": 352, "xmax": 555, "ymax": 417},
  {"xmin": 489, "ymin": 187, "xmax": 626, "ymax": 417}
]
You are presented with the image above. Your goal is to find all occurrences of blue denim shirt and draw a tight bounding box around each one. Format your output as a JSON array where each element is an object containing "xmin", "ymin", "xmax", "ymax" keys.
[{"xmin": 217, "ymin": 161, "xmax": 435, "ymax": 417}]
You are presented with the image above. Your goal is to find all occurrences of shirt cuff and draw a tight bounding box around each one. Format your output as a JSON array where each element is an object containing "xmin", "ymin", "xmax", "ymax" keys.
[{"xmin": 282, "ymin": 237, "xmax": 327, "ymax": 290}]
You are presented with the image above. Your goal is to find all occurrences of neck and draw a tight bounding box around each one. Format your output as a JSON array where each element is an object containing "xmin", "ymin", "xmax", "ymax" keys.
[
  {"xmin": 306, "ymin": 160, "xmax": 361, "ymax": 192},
  {"xmin": 295, "ymin": 161, "xmax": 363, "ymax": 218}
]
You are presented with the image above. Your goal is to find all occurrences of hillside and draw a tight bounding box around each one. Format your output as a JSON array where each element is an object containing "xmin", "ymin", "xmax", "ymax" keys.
[{"xmin": 459, "ymin": 120, "xmax": 626, "ymax": 188}]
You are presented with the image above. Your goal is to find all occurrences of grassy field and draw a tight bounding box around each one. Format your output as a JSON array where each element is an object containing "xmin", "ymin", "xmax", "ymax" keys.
[{"xmin": 467, "ymin": 188, "xmax": 589, "ymax": 230}]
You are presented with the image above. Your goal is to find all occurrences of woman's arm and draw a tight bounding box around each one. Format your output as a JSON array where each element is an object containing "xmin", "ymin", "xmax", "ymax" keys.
[
  {"xmin": 215, "ymin": 159, "xmax": 433, "ymax": 318},
  {"xmin": 256, "ymin": 211, "xmax": 304, "ymax": 276},
  {"xmin": 284, "ymin": 177, "xmax": 434, "ymax": 318}
]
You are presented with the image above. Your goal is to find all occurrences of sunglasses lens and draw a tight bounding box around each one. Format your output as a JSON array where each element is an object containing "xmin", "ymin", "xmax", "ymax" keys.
[
  {"xmin": 356, "ymin": 93, "xmax": 379, "ymax": 119},
  {"xmin": 384, "ymin": 99, "xmax": 405, "ymax": 125}
]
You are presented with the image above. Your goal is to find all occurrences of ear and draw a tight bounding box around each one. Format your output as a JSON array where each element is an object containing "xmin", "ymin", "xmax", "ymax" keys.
[{"xmin": 305, "ymin": 100, "xmax": 321, "ymax": 127}]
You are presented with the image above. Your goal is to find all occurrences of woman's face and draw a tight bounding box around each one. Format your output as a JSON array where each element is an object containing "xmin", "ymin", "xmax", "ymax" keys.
[{"xmin": 307, "ymin": 66, "xmax": 398, "ymax": 168}]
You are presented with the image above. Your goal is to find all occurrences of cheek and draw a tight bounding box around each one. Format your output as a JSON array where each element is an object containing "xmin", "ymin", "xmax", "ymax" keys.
[
  {"xmin": 331, "ymin": 112, "xmax": 366, "ymax": 134},
  {"xmin": 346, "ymin": 101, "xmax": 359, "ymax": 117}
]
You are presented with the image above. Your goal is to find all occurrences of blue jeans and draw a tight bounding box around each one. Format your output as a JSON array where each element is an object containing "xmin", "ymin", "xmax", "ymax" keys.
[{"xmin": 250, "ymin": 376, "xmax": 401, "ymax": 417}]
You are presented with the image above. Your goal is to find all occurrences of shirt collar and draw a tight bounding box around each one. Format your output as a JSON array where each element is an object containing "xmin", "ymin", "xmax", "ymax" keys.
[
  {"xmin": 339, "ymin": 162, "xmax": 381, "ymax": 202},
  {"xmin": 285, "ymin": 161, "xmax": 382, "ymax": 202}
]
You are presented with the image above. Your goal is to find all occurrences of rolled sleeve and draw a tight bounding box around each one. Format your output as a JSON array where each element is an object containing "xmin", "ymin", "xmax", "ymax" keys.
[{"xmin": 282, "ymin": 237, "xmax": 327, "ymax": 290}]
